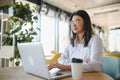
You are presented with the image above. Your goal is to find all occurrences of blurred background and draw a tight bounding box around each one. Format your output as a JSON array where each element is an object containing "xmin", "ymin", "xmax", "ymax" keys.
[{"xmin": 0, "ymin": 0, "xmax": 120, "ymax": 65}]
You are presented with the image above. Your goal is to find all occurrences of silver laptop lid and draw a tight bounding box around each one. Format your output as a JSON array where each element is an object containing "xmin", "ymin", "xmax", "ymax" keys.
[{"xmin": 18, "ymin": 42, "xmax": 50, "ymax": 79}]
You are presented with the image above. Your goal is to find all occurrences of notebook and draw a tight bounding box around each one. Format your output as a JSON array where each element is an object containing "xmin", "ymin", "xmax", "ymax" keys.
[{"xmin": 18, "ymin": 42, "xmax": 71, "ymax": 80}]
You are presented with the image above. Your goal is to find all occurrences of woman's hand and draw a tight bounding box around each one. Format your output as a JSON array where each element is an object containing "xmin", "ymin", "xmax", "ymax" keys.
[
  {"xmin": 48, "ymin": 62, "xmax": 71, "ymax": 71},
  {"xmin": 48, "ymin": 62, "xmax": 60, "ymax": 70},
  {"xmin": 84, "ymin": 58, "xmax": 91, "ymax": 63}
]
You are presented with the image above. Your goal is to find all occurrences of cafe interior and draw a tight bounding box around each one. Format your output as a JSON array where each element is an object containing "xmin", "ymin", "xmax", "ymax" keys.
[{"xmin": 0, "ymin": 0, "xmax": 120, "ymax": 80}]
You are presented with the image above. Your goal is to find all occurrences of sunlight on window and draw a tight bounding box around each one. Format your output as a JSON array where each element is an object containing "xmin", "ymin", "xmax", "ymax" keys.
[
  {"xmin": 41, "ymin": 15, "xmax": 55, "ymax": 55},
  {"xmin": 59, "ymin": 21, "xmax": 69, "ymax": 53}
]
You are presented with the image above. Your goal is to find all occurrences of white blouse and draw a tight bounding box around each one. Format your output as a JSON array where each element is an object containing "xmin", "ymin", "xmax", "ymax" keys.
[{"xmin": 58, "ymin": 35, "xmax": 105, "ymax": 72}]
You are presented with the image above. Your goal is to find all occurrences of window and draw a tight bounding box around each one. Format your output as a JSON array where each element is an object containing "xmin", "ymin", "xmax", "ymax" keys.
[
  {"xmin": 109, "ymin": 29, "xmax": 120, "ymax": 52},
  {"xmin": 41, "ymin": 15, "xmax": 55, "ymax": 55},
  {"xmin": 59, "ymin": 21, "xmax": 69, "ymax": 53}
]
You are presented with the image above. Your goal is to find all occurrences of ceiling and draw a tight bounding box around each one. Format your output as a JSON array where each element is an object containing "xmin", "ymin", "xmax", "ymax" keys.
[
  {"xmin": 43, "ymin": 0, "xmax": 120, "ymax": 27},
  {"xmin": 0, "ymin": 0, "xmax": 11, "ymax": 7},
  {"xmin": 0, "ymin": 0, "xmax": 120, "ymax": 27}
]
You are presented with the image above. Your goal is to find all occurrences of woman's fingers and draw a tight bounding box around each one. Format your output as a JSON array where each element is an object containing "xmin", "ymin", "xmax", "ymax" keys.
[
  {"xmin": 48, "ymin": 62, "xmax": 58, "ymax": 70},
  {"xmin": 84, "ymin": 58, "xmax": 90, "ymax": 63},
  {"xmin": 48, "ymin": 64, "xmax": 52, "ymax": 70}
]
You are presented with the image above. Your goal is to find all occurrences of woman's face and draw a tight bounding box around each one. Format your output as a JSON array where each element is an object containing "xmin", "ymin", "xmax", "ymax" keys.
[{"xmin": 70, "ymin": 15, "xmax": 84, "ymax": 34}]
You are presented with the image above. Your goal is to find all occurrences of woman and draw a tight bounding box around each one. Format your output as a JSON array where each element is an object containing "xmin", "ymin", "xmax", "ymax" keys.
[{"xmin": 48, "ymin": 10, "xmax": 105, "ymax": 72}]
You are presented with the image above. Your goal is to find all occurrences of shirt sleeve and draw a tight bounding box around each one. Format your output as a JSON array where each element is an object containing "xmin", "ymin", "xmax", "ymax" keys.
[
  {"xmin": 58, "ymin": 43, "xmax": 71, "ymax": 65},
  {"xmin": 83, "ymin": 36, "xmax": 105, "ymax": 72}
]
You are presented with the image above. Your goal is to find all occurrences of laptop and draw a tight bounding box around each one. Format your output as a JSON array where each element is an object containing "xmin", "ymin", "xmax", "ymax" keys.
[{"xmin": 17, "ymin": 42, "xmax": 71, "ymax": 80}]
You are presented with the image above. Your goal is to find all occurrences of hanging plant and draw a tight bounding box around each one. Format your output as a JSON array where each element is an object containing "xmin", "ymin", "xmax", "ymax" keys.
[{"xmin": 1, "ymin": 2, "xmax": 40, "ymax": 66}]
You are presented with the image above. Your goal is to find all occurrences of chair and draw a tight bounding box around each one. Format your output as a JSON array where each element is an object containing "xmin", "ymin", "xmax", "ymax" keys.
[
  {"xmin": 102, "ymin": 56, "xmax": 120, "ymax": 80},
  {"xmin": 46, "ymin": 51, "xmax": 61, "ymax": 64},
  {"xmin": 104, "ymin": 51, "xmax": 120, "ymax": 58}
]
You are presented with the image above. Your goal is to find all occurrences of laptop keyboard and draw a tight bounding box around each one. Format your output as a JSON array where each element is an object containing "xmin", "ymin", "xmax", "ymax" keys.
[{"xmin": 49, "ymin": 68, "xmax": 72, "ymax": 79}]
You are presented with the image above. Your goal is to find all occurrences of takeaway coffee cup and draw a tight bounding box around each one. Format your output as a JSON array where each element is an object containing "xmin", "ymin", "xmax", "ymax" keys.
[{"xmin": 71, "ymin": 58, "xmax": 83, "ymax": 80}]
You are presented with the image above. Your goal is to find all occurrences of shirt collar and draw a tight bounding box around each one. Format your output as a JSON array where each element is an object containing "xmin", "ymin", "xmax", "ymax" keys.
[{"xmin": 74, "ymin": 36, "xmax": 84, "ymax": 47}]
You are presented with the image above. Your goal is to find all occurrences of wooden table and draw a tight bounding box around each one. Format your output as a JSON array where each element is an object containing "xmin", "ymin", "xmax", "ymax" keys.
[{"xmin": 0, "ymin": 67, "xmax": 113, "ymax": 80}]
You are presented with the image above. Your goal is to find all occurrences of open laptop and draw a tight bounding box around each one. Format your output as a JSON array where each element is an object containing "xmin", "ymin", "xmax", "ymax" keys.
[{"xmin": 17, "ymin": 42, "xmax": 71, "ymax": 80}]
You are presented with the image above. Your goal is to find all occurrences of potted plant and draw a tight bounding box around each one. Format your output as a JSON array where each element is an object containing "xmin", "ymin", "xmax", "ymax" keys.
[{"xmin": 1, "ymin": 2, "xmax": 40, "ymax": 66}]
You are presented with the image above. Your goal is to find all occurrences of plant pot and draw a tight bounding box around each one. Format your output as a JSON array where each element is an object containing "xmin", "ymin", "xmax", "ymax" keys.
[{"xmin": 0, "ymin": 46, "xmax": 14, "ymax": 58}]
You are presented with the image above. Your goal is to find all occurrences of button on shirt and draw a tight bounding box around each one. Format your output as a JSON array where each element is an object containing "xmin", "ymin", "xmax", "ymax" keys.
[{"xmin": 58, "ymin": 35, "xmax": 105, "ymax": 72}]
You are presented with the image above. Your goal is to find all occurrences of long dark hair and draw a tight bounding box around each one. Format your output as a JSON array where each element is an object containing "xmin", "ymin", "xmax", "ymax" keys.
[{"xmin": 69, "ymin": 10, "xmax": 93, "ymax": 47}]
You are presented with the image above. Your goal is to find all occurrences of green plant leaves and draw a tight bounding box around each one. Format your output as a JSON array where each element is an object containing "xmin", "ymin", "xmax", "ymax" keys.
[
  {"xmin": 15, "ymin": 61, "xmax": 20, "ymax": 66},
  {"xmin": 2, "ymin": 2, "xmax": 40, "ymax": 66},
  {"xmin": 11, "ymin": 26, "xmax": 22, "ymax": 34},
  {"xmin": 10, "ymin": 57, "xmax": 14, "ymax": 62},
  {"xmin": 13, "ymin": 2, "xmax": 32, "ymax": 21},
  {"xmin": 29, "ymin": 27, "xmax": 34, "ymax": 31},
  {"xmin": 37, "ymin": 27, "xmax": 41, "ymax": 31},
  {"xmin": 31, "ymin": 32, "xmax": 37, "ymax": 35},
  {"xmin": 2, "ymin": 36, "xmax": 13, "ymax": 46},
  {"xmin": 33, "ymin": 16, "xmax": 38, "ymax": 20}
]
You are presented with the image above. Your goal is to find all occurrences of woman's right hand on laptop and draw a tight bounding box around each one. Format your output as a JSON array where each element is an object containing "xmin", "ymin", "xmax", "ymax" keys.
[
  {"xmin": 48, "ymin": 62, "xmax": 71, "ymax": 71},
  {"xmin": 48, "ymin": 62, "xmax": 58, "ymax": 70}
]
